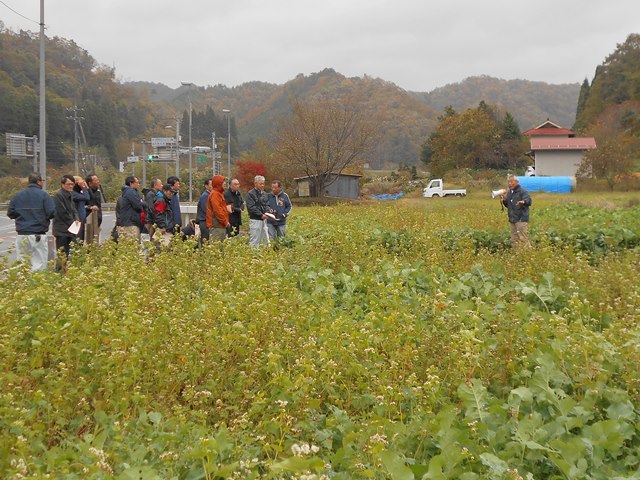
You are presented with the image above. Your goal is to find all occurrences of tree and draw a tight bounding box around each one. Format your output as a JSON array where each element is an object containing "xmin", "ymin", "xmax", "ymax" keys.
[
  {"xmin": 274, "ymin": 96, "xmax": 377, "ymax": 197},
  {"xmin": 426, "ymin": 103, "xmax": 528, "ymax": 177},
  {"xmin": 235, "ymin": 160, "xmax": 268, "ymax": 190},
  {"xmin": 577, "ymin": 101, "xmax": 640, "ymax": 190}
]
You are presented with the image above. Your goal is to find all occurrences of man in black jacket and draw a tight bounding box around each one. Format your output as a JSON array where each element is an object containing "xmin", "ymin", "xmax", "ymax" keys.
[
  {"xmin": 7, "ymin": 173, "xmax": 55, "ymax": 271},
  {"xmin": 224, "ymin": 178, "xmax": 245, "ymax": 237},
  {"xmin": 53, "ymin": 175, "xmax": 80, "ymax": 270},
  {"xmin": 501, "ymin": 175, "xmax": 532, "ymax": 248}
]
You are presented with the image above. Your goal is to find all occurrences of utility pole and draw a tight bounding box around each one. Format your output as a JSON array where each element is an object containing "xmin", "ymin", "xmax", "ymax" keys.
[
  {"xmin": 212, "ymin": 131, "xmax": 216, "ymax": 176},
  {"xmin": 141, "ymin": 140, "xmax": 147, "ymax": 187},
  {"xmin": 39, "ymin": 0, "xmax": 46, "ymax": 188},
  {"xmin": 175, "ymin": 117, "xmax": 180, "ymax": 177},
  {"xmin": 66, "ymin": 105, "xmax": 83, "ymax": 175}
]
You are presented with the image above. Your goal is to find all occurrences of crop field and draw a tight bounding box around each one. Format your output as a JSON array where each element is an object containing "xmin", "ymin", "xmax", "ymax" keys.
[{"xmin": 1, "ymin": 193, "xmax": 640, "ymax": 479}]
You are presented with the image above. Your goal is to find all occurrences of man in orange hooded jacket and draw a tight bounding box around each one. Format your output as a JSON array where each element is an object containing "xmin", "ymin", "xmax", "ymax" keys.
[{"xmin": 206, "ymin": 175, "xmax": 230, "ymax": 242}]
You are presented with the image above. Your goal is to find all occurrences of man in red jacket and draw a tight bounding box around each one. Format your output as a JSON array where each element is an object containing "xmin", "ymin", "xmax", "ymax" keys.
[{"xmin": 206, "ymin": 175, "xmax": 230, "ymax": 242}]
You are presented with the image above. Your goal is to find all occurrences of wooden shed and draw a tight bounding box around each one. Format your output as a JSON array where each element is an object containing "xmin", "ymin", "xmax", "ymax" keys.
[{"xmin": 294, "ymin": 173, "xmax": 362, "ymax": 199}]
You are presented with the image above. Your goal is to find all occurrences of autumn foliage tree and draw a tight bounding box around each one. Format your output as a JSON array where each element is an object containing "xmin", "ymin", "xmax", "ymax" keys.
[
  {"xmin": 577, "ymin": 101, "xmax": 640, "ymax": 189},
  {"xmin": 234, "ymin": 160, "xmax": 268, "ymax": 190},
  {"xmin": 274, "ymin": 96, "xmax": 377, "ymax": 197},
  {"xmin": 422, "ymin": 102, "xmax": 528, "ymax": 177}
]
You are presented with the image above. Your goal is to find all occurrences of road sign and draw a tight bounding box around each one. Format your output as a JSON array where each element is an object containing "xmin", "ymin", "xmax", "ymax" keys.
[
  {"xmin": 197, "ymin": 154, "xmax": 206, "ymax": 164},
  {"xmin": 127, "ymin": 156, "xmax": 139, "ymax": 163},
  {"xmin": 151, "ymin": 137, "xmax": 176, "ymax": 148}
]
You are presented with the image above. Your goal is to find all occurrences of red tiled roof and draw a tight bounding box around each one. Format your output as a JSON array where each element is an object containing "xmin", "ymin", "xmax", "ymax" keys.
[
  {"xmin": 523, "ymin": 127, "xmax": 575, "ymax": 136},
  {"xmin": 530, "ymin": 137, "xmax": 596, "ymax": 150}
]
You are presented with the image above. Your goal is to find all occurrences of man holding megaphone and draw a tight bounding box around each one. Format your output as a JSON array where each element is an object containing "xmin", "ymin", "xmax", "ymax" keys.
[{"xmin": 500, "ymin": 175, "xmax": 532, "ymax": 248}]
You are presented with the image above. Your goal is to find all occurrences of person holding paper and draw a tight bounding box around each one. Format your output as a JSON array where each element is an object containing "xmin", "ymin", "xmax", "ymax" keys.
[
  {"xmin": 266, "ymin": 180, "xmax": 292, "ymax": 240},
  {"xmin": 53, "ymin": 175, "xmax": 80, "ymax": 271}
]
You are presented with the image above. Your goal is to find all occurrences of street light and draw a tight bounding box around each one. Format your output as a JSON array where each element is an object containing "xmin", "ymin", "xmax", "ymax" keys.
[
  {"xmin": 181, "ymin": 82, "xmax": 194, "ymax": 202},
  {"xmin": 222, "ymin": 109, "xmax": 231, "ymax": 179}
]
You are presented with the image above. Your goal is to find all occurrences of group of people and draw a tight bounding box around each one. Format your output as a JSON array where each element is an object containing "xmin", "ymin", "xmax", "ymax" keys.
[
  {"xmin": 7, "ymin": 172, "xmax": 103, "ymax": 271},
  {"xmin": 8, "ymin": 170, "xmax": 529, "ymax": 272},
  {"xmin": 114, "ymin": 173, "xmax": 292, "ymax": 249},
  {"xmin": 7, "ymin": 171, "xmax": 293, "ymax": 272}
]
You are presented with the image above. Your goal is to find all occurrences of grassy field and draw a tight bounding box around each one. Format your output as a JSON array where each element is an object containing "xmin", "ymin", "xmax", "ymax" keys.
[{"xmin": 1, "ymin": 192, "xmax": 640, "ymax": 479}]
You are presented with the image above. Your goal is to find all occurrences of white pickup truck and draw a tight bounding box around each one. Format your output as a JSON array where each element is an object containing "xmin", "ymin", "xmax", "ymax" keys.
[{"xmin": 422, "ymin": 179, "xmax": 467, "ymax": 198}]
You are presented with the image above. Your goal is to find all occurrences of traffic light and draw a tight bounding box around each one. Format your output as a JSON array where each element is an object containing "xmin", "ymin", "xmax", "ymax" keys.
[{"xmin": 147, "ymin": 154, "xmax": 159, "ymax": 161}]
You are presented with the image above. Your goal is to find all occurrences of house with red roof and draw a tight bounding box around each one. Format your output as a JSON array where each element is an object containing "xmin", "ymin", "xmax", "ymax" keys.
[{"xmin": 523, "ymin": 120, "xmax": 596, "ymax": 176}]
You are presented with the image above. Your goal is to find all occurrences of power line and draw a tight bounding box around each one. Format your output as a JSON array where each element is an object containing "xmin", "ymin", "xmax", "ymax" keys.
[{"xmin": 0, "ymin": 1, "xmax": 40, "ymax": 26}]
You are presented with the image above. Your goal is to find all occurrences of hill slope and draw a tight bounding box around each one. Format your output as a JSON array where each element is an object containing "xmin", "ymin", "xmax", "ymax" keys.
[{"xmin": 411, "ymin": 75, "xmax": 580, "ymax": 130}]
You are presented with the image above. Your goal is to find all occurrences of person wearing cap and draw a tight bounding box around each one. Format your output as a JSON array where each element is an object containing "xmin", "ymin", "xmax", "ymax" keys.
[
  {"xmin": 206, "ymin": 175, "xmax": 230, "ymax": 242},
  {"xmin": 152, "ymin": 184, "xmax": 175, "ymax": 246},
  {"xmin": 7, "ymin": 173, "xmax": 55, "ymax": 271},
  {"xmin": 144, "ymin": 178, "xmax": 162, "ymax": 240}
]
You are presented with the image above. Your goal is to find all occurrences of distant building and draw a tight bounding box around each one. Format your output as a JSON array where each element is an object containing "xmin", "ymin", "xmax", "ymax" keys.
[
  {"xmin": 294, "ymin": 173, "xmax": 362, "ymax": 199},
  {"xmin": 523, "ymin": 120, "xmax": 596, "ymax": 176}
]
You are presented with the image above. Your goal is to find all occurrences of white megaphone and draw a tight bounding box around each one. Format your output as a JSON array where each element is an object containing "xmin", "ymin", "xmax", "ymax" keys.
[{"xmin": 491, "ymin": 188, "xmax": 506, "ymax": 199}]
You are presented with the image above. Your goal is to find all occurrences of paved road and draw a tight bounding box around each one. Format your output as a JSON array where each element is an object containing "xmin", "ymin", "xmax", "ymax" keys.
[{"xmin": 0, "ymin": 211, "xmax": 116, "ymax": 264}]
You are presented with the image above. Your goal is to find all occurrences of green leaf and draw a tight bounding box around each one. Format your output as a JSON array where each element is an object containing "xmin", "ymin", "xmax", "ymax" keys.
[
  {"xmin": 458, "ymin": 379, "xmax": 489, "ymax": 422},
  {"xmin": 118, "ymin": 466, "xmax": 160, "ymax": 480},
  {"xmin": 379, "ymin": 450, "xmax": 414, "ymax": 480},
  {"xmin": 270, "ymin": 456, "xmax": 312, "ymax": 474},
  {"xmin": 148, "ymin": 411, "xmax": 162, "ymax": 426},
  {"xmin": 479, "ymin": 453, "xmax": 508, "ymax": 475}
]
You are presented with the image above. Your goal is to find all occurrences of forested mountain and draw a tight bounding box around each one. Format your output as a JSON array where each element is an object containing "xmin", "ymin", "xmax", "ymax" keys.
[
  {"xmin": 2, "ymin": 24, "xmax": 583, "ymax": 172},
  {"xmin": 411, "ymin": 76, "xmax": 581, "ymax": 131},
  {"xmin": 0, "ymin": 25, "xmax": 155, "ymax": 174},
  {"xmin": 159, "ymin": 69, "xmax": 441, "ymax": 168},
  {"xmin": 575, "ymin": 34, "xmax": 640, "ymax": 133},
  {"xmin": 573, "ymin": 34, "xmax": 640, "ymax": 181}
]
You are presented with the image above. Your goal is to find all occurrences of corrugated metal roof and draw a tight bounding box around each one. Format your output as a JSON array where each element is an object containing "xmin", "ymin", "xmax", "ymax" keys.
[
  {"xmin": 294, "ymin": 173, "xmax": 363, "ymax": 180},
  {"xmin": 530, "ymin": 137, "xmax": 597, "ymax": 150}
]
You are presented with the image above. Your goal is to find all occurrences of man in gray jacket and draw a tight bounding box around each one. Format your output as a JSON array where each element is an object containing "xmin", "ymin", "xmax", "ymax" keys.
[{"xmin": 7, "ymin": 173, "xmax": 55, "ymax": 271}]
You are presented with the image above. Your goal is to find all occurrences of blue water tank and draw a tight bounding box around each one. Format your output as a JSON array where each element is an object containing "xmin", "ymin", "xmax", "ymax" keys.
[{"xmin": 516, "ymin": 176, "xmax": 574, "ymax": 193}]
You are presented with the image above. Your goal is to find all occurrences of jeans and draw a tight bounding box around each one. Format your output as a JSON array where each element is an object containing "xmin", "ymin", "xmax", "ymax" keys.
[{"xmin": 267, "ymin": 223, "xmax": 286, "ymax": 240}]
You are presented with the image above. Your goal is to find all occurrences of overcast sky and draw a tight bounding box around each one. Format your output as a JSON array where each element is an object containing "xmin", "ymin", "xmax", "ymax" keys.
[{"xmin": 2, "ymin": 0, "xmax": 639, "ymax": 92}]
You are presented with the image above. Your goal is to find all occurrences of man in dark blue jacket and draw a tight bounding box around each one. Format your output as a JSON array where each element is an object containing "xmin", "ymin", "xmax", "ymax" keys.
[
  {"xmin": 195, "ymin": 178, "xmax": 213, "ymax": 243},
  {"xmin": 167, "ymin": 176, "xmax": 182, "ymax": 232},
  {"xmin": 501, "ymin": 175, "xmax": 532, "ymax": 248},
  {"xmin": 266, "ymin": 180, "xmax": 292, "ymax": 240},
  {"xmin": 7, "ymin": 173, "xmax": 55, "ymax": 271},
  {"xmin": 116, "ymin": 176, "xmax": 143, "ymax": 242}
]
